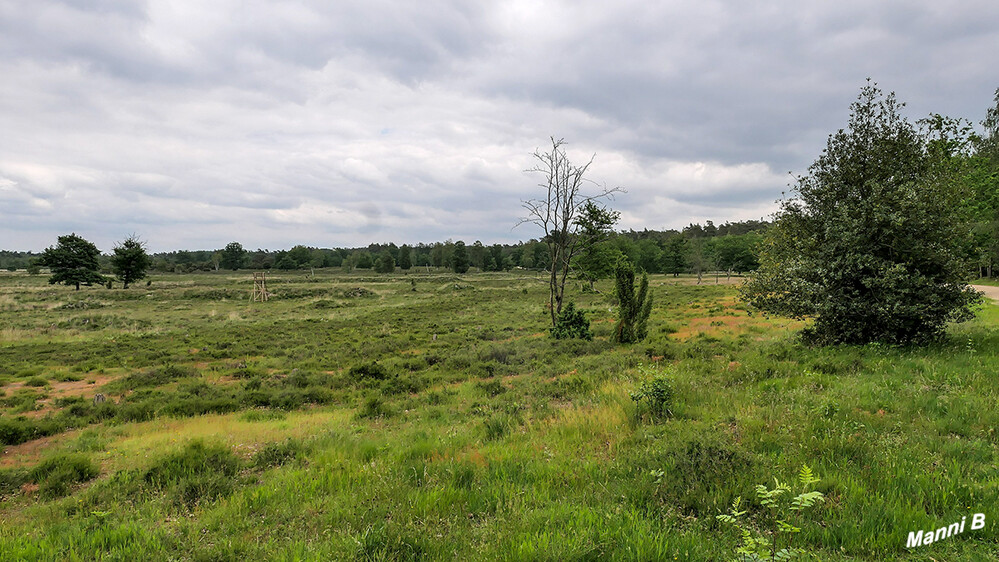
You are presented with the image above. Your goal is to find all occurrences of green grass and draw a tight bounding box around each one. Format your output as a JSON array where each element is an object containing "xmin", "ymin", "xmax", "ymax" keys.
[{"xmin": 0, "ymin": 269, "xmax": 997, "ymax": 560}]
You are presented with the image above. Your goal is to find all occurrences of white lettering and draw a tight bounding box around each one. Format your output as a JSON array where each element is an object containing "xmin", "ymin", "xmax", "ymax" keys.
[
  {"xmin": 906, "ymin": 513, "xmax": 985, "ymax": 549},
  {"xmin": 934, "ymin": 526, "xmax": 948, "ymax": 541}
]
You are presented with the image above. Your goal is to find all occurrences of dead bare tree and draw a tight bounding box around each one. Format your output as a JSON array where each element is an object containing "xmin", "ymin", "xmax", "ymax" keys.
[{"xmin": 518, "ymin": 137, "xmax": 621, "ymax": 329}]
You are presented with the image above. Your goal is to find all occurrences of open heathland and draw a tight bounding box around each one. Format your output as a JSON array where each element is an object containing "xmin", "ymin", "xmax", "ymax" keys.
[{"xmin": 1, "ymin": 269, "xmax": 997, "ymax": 560}]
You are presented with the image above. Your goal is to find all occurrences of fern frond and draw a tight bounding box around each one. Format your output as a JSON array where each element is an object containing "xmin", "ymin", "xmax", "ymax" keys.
[
  {"xmin": 797, "ymin": 464, "xmax": 819, "ymax": 487},
  {"xmin": 790, "ymin": 491, "xmax": 825, "ymax": 511}
]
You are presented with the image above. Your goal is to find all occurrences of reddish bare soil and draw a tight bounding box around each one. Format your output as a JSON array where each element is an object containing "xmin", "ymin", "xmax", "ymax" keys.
[{"xmin": 0, "ymin": 430, "xmax": 79, "ymax": 467}]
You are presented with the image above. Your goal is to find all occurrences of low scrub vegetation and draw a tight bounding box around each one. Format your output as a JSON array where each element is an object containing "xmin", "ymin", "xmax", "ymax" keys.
[{"xmin": 0, "ymin": 269, "xmax": 996, "ymax": 559}]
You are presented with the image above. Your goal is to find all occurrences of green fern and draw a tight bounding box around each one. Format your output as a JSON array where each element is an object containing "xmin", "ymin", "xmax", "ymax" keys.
[
  {"xmin": 797, "ymin": 464, "xmax": 819, "ymax": 487},
  {"xmin": 717, "ymin": 465, "xmax": 826, "ymax": 562}
]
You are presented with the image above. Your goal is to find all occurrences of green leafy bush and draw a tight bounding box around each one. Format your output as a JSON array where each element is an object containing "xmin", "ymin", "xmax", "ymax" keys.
[
  {"xmin": 630, "ymin": 370, "xmax": 674, "ymax": 420},
  {"xmin": 740, "ymin": 83, "xmax": 981, "ymax": 345},
  {"xmin": 113, "ymin": 364, "xmax": 196, "ymax": 391},
  {"xmin": 25, "ymin": 376, "xmax": 48, "ymax": 387},
  {"xmin": 356, "ymin": 396, "xmax": 393, "ymax": 419},
  {"xmin": 0, "ymin": 418, "xmax": 62, "ymax": 446},
  {"xmin": 550, "ymin": 301, "xmax": 593, "ymax": 340}
]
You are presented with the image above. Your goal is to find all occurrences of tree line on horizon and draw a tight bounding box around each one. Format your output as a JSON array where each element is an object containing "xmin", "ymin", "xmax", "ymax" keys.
[{"xmin": 0, "ymin": 219, "xmax": 768, "ymax": 279}]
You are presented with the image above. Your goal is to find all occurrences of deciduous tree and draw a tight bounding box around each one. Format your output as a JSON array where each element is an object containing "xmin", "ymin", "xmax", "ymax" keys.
[
  {"xmin": 398, "ymin": 245, "xmax": 413, "ymax": 270},
  {"xmin": 375, "ymin": 250, "xmax": 395, "ymax": 273},
  {"xmin": 452, "ymin": 241, "xmax": 469, "ymax": 274},
  {"xmin": 519, "ymin": 137, "xmax": 621, "ymax": 329},
  {"xmin": 221, "ymin": 242, "xmax": 246, "ymax": 271},
  {"xmin": 573, "ymin": 201, "xmax": 620, "ymax": 290}
]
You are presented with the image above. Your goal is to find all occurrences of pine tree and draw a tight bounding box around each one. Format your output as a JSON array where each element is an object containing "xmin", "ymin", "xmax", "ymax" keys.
[
  {"xmin": 39, "ymin": 233, "xmax": 105, "ymax": 290},
  {"xmin": 111, "ymin": 235, "xmax": 151, "ymax": 288}
]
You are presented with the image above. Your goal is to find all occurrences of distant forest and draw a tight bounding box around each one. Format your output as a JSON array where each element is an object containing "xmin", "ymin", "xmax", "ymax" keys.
[{"xmin": 0, "ymin": 220, "xmax": 768, "ymax": 276}]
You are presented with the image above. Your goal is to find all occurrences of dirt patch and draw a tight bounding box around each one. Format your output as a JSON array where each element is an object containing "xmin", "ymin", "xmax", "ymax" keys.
[
  {"xmin": 14, "ymin": 375, "xmax": 115, "ymax": 419},
  {"xmin": 0, "ymin": 430, "xmax": 79, "ymax": 468},
  {"xmin": 49, "ymin": 375, "xmax": 114, "ymax": 398}
]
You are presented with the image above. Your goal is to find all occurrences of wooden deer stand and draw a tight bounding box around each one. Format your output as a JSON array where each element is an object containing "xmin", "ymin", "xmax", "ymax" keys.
[{"xmin": 251, "ymin": 272, "xmax": 269, "ymax": 302}]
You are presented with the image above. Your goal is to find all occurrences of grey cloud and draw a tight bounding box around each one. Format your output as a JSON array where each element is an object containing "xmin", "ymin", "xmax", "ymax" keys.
[{"xmin": 1, "ymin": 0, "xmax": 997, "ymax": 251}]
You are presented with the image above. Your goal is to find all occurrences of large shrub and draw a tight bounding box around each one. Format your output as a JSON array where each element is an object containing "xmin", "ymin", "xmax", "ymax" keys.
[{"xmin": 742, "ymin": 82, "xmax": 981, "ymax": 345}]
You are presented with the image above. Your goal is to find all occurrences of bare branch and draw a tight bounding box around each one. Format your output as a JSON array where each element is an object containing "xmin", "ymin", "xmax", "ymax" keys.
[{"xmin": 515, "ymin": 137, "xmax": 624, "ymax": 328}]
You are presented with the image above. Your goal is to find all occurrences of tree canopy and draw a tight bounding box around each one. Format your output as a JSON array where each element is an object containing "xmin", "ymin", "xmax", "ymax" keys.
[
  {"xmin": 221, "ymin": 242, "xmax": 246, "ymax": 270},
  {"xmin": 741, "ymin": 81, "xmax": 981, "ymax": 345},
  {"xmin": 111, "ymin": 235, "xmax": 151, "ymax": 289},
  {"xmin": 38, "ymin": 233, "xmax": 105, "ymax": 290}
]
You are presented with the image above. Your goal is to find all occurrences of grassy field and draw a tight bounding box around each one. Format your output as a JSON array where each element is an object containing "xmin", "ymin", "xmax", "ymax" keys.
[{"xmin": 1, "ymin": 269, "xmax": 998, "ymax": 561}]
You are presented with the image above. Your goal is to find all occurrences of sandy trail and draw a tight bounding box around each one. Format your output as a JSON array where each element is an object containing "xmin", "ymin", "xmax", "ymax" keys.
[{"xmin": 972, "ymin": 285, "xmax": 999, "ymax": 302}]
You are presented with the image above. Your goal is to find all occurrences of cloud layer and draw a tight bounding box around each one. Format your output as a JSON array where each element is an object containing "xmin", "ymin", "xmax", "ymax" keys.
[{"xmin": 2, "ymin": 0, "xmax": 998, "ymax": 251}]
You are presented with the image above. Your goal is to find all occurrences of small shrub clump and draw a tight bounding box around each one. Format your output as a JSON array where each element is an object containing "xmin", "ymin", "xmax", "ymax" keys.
[
  {"xmin": 717, "ymin": 465, "xmax": 826, "ymax": 561},
  {"xmin": 349, "ymin": 362, "xmax": 390, "ymax": 381},
  {"xmin": 342, "ymin": 287, "xmax": 375, "ymax": 298},
  {"xmin": 254, "ymin": 439, "xmax": 306, "ymax": 468},
  {"xmin": 143, "ymin": 440, "xmax": 242, "ymax": 509},
  {"xmin": 630, "ymin": 368, "xmax": 675, "ymax": 421},
  {"xmin": 25, "ymin": 376, "xmax": 48, "ymax": 388},
  {"xmin": 356, "ymin": 396, "xmax": 393, "ymax": 419},
  {"xmin": 29, "ymin": 453, "xmax": 100, "ymax": 498},
  {"xmin": 550, "ymin": 301, "xmax": 593, "ymax": 340}
]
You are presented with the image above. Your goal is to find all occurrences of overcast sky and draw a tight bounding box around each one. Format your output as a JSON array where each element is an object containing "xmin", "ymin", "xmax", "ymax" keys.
[{"xmin": 2, "ymin": 1, "xmax": 998, "ymax": 252}]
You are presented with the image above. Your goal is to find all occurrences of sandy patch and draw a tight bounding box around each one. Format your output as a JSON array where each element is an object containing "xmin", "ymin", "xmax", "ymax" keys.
[{"xmin": 0, "ymin": 430, "xmax": 79, "ymax": 468}]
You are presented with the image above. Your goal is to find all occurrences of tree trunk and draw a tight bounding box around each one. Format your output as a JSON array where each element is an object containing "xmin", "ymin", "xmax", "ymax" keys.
[{"xmin": 75, "ymin": 282, "xmax": 80, "ymax": 290}]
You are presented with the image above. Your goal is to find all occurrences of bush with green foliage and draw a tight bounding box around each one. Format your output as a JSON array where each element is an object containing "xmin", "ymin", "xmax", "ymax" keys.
[
  {"xmin": 398, "ymin": 245, "xmax": 413, "ymax": 270},
  {"xmin": 716, "ymin": 465, "xmax": 826, "ymax": 561},
  {"xmin": 741, "ymin": 82, "xmax": 981, "ymax": 345},
  {"xmin": 349, "ymin": 362, "xmax": 389, "ymax": 381},
  {"xmin": 629, "ymin": 368, "xmax": 674, "ymax": 420},
  {"xmin": 612, "ymin": 260, "xmax": 652, "ymax": 343},
  {"xmin": 356, "ymin": 395, "xmax": 393, "ymax": 419},
  {"xmin": 550, "ymin": 301, "xmax": 593, "ymax": 340}
]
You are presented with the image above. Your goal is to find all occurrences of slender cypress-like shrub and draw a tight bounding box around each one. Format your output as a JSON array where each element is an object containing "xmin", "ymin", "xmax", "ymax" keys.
[{"xmin": 613, "ymin": 261, "xmax": 652, "ymax": 343}]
